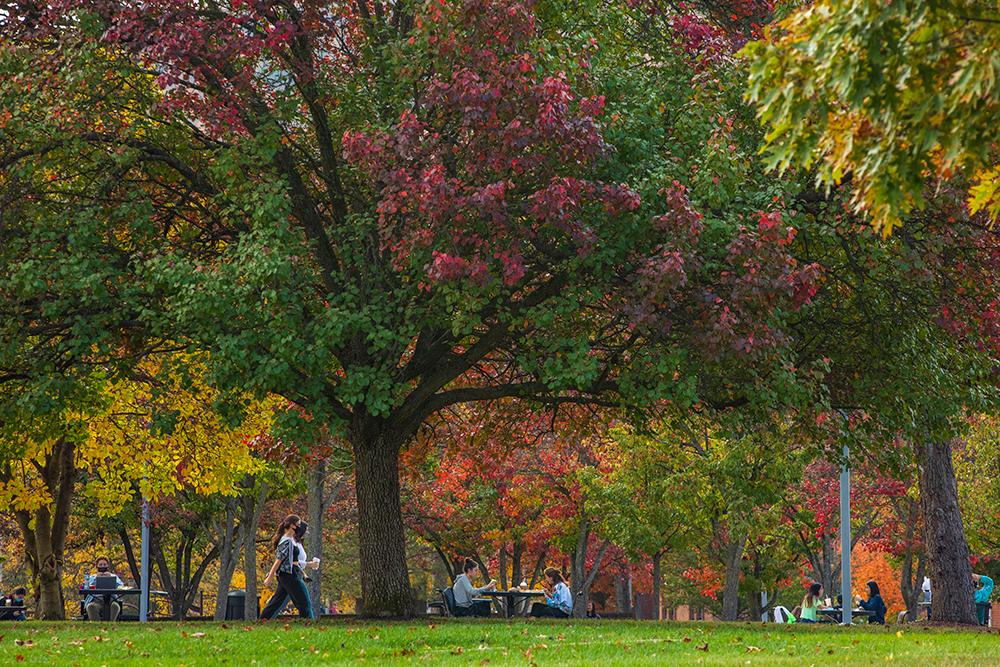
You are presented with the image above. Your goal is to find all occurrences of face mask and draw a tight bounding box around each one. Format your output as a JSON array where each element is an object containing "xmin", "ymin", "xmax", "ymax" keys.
[
  {"xmin": 97, "ymin": 565, "xmax": 109, "ymax": 573},
  {"xmin": 294, "ymin": 522, "xmax": 308, "ymax": 540}
]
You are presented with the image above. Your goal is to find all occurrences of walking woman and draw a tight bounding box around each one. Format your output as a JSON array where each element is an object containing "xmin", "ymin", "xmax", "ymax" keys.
[{"xmin": 261, "ymin": 514, "xmax": 319, "ymax": 620}]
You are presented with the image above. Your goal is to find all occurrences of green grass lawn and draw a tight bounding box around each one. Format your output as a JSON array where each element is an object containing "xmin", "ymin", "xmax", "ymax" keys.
[{"xmin": 0, "ymin": 618, "xmax": 996, "ymax": 666}]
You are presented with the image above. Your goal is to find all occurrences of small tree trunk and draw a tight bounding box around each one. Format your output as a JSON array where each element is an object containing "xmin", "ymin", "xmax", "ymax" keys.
[
  {"xmin": 918, "ymin": 440, "xmax": 976, "ymax": 624},
  {"xmin": 352, "ymin": 427, "xmax": 412, "ymax": 617},
  {"xmin": 306, "ymin": 458, "xmax": 326, "ymax": 610},
  {"xmin": 214, "ymin": 499, "xmax": 240, "ymax": 620},
  {"xmin": 721, "ymin": 532, "xmax": 747, "ymax": 621},
  {"xmin": 498, "ymin": 546, "xmax": 508, "ymax": 590},
  {"xmin": 511, "ymin": 539, "xmax": 523, "ymax": 586},
  {"xmin": 652, "ymin": 551, "xmax": 664, "ymax": 621},
  {"xmin": 240, "ymin": 479, "xmax": 268, "ymax": 621},
  {"xmin": 8, "ymin": 438, "xmax": 77, "ymax": 620}
]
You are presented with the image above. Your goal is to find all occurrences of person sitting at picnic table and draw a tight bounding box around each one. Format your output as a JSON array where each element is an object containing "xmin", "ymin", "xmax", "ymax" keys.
[
  {"xmin": 972, "ymin": 572, "xmax": 994, "ymax": 625},
  {"xmin": 2, "ymin": 587, "xmax": 28, "ymax": 621},
  {"xmin": 855, "ymin": 579, "xmax": 886, "ymax": 625},
  {"xmin": 84, "ymin": 556, "xmax": 125, "ymax": 621},
  {"xmin": 530, "ymin": 567, "xmax": 572, "ymax": 618},
  {"xmin": 794, "ymin": 582, "xmax": 823, "ymax": 623},
  {"xmin": 452, "ymin": 558, "xmax": 495, "ymax": 617}
]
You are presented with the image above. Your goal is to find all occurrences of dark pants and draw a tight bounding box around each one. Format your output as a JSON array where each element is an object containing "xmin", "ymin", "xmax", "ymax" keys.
[
  {"xmin": 530, "ymin": 603, "xmax": 569, "ymax": 618},
  {"xmin": 261, "ymin": 571, "xmax": 314, "ymax": 620},
  {"xmin": 454, "ymin": 600, "xmax": 491, "ymax": 617}
]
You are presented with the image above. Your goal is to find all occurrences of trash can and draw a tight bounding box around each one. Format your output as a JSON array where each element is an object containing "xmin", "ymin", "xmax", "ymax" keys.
[{"xmin": 225, "ymin": 590, "xmax": 247, "ymax": 620}]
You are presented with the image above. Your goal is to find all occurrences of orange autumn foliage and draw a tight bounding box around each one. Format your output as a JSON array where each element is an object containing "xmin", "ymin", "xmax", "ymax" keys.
[{"xmin": 852, "ymin": 546, "xmax": 903, "ymax": 617}]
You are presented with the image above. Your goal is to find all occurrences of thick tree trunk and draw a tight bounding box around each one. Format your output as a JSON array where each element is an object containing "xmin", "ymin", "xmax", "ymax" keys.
[
  {"xmin": 918, "ymin": 440, "xmax": 975, "ymax": 624},
  {"xmin": 352, "ymin": 428, "xmax": 412, "ymax": 617},
  {"xmin": 652, "ymin": 551, "xmax": 664, "ymax": 621},
  {"xmin": 306, "ymin": 458, "xmax": 326, "ymax": 609},
  {"xmin": 721, "ymin": 532, "xmax": 747, "ymax": 621}
]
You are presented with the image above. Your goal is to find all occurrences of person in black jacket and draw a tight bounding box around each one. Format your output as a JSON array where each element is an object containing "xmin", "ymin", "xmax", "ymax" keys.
[
  {"xmin": 260, "ymin": 514, "xmax": 315, "ymax": 620},
  {"xmin": 856, "ymin": 580, "xmax": 887, "ymax": 624}
]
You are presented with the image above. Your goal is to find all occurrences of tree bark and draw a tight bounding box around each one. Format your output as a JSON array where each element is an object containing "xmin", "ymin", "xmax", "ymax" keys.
[
  {"xmin": 569, "ymin": 517, "xmax": 610, "ymax": 618},
  {"xmin": 720, "ymin": 531, "xmax": 747, "ymax": 621},
  {"xmin": 497, "ymin": 545, "xmax": 508, "ymax": 590},
  {"xmin": 213, "ymin": 498, "xmax": 241, "ymax": 620},
  {"xmin": 240, "ymin": 479, "xmax": 268, "ymax": 621},
  {"xmin": 352, "ymin": 426, "xmax": 412, "ymax": 617},
  {"xmin": 119, "ymin": 526, "xmax": 142, "ymax": 584},
  {"xmin": 306, "ymin": 458, "xmax": 327, "ymax": 610},
  {"xmin": 897, "ymin": 496, "xmax": 924, "ymax": 621},
  {"xmin": 652, "ymin": 551, "xmax": 664, "ymax": 621},
  {"xmin": 7, "ymin": 438, "xmax": 77, "ymax": 620},
  {"xmin": 918, "ymin": 440, "xmax": 975, "ymax": 624},
  {"xmin": 511, "ymin": 539, "xmax": 523, "ymax": 587}
]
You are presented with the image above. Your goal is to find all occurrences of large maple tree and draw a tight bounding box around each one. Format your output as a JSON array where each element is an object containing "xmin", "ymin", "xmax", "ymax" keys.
[{"xmin": 1, "ymin": 0, "xmax": 822, "ymax": 615}]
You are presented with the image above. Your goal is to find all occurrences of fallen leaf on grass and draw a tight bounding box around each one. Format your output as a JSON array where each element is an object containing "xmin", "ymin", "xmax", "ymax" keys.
[
  {"xmin": 451, "ymin": 647, "xmax": 464, "ymax": 655},
  {"xmin": 895, "ymin": 631, "xmax": 903, "ymax": 638},
  {"xmin": 745, "ymin": 646, "xmax": 763, "ymax": 653},
  {"xmin": 15, "ymin": 655, "xmax": 24, "ymax": 662},
  {"xmin": 683, "ymin": 636, "xmax": 692, "ymax": 643},
  {"xmin": 190, "ymin": 632, "xmax": 207, "ymax": 638},
  {"xmin": 695, "ymin": 643, "xmax": 709, "ymax": 652}
]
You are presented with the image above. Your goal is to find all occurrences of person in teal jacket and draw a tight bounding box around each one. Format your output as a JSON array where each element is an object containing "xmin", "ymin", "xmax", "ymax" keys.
[{"xmin": 973, "ymin": 573, "xmax": 994, "ymax": 626}]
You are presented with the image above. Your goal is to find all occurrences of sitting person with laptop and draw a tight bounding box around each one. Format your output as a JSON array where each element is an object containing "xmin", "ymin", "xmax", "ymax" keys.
[{"xmin": 83, "ymin": 556, "xmax": 125, "ymax": 621}]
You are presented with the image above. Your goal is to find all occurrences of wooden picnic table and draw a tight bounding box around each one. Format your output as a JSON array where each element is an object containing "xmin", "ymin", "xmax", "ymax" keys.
[
  {"xmin": 480, "ymin": 590, "xmax": 546, "ymax": 618},
  {"xmin": 818, "ymin": 607, "xmax": 876, "ymax": 624}
]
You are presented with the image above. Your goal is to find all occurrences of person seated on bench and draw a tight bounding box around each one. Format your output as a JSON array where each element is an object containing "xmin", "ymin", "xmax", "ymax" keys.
[
  {"xmin": 795, "ymin": 582, "xmax": 823, "ymax": 623},
  {"xmin": 530, "ymin": 567, "xmax": 572, "ymax": 619},
  {"xmin": 2, "ymin": 587, "xmax": 27, "ymax": 620},
  {"xmin": 84, "ymin": 556, "xmax": 125, "ymax": 621},
  {"xmin": 855, "ymin": 579, "xmax": 886, "ymax": 625},
  {"xmin": 452, "ymin": 558, "xmax": 495, "ymax": 617}
]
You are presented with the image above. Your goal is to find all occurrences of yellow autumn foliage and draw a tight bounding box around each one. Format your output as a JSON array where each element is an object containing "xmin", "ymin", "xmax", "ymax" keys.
[{"xmin": 0, "ymin": 354, "xmax": 275, "ymax": 519}]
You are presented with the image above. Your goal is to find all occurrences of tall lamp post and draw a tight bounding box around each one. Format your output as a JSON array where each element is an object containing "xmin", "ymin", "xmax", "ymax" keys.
[
  {"xmin": 139, "ymin": 490, "xmax": 150, "ymax": 622},
  {"xmin": 839, "ymin": 441, "xmax": 852, "ymax": 625}
]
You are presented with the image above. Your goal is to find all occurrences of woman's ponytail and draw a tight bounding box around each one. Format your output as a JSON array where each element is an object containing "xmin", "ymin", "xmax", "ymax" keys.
[{"xmin": 272, "ymin": 514, "xmax": 301, "ymax": 549}]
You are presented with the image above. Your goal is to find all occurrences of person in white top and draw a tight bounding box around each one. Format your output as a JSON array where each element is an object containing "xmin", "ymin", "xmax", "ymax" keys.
[
  {"xmin": 261, "ymin": 514, "xmax": 320, "ymax": 620},
  {"xmin": 530, "ymin": 567, "xmax": 572, "ymax": 618},
  {"xmin": 451, "ymin": 559, "xmax": 496, "ymax": 617}
]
